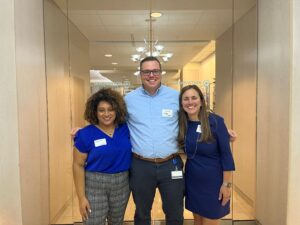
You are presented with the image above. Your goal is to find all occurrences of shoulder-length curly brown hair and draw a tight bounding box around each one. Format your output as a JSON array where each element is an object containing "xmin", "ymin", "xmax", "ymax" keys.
[
  {"xmin": 177, "ymin": 85, "xmax": 214, "ymax": 150},
  {"xmin": 84, "ymin": 88, "xmax": 127, "ymax": 125}
]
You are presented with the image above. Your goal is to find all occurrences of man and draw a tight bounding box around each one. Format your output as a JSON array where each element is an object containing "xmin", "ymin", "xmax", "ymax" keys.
[{"xmin": 125, "ymin": 56, "xmax": 184, "ymax": 225}]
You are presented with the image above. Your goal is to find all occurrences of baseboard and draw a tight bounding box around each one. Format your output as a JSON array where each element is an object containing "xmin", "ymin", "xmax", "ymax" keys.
[
  {"xmin": 50, "ymin": 196, "xmax": 73, "ymax": 224},
  {"xmin": 233, "ymin": 185, "xmax": 254, "ymax": 207}
]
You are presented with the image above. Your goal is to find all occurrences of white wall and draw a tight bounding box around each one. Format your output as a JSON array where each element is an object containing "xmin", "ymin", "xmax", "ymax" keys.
[
  {"xmin": 183, "ymin": 63, "xmax": 201, "ymax": 83},
  {"xmin": 199, "ymin": 54, "xmax": 215, "ymax": 82},
  {"xmin": 215, "ymin": 27, "xmax": 233, "ymax": 126},
  {"xmin": 199, "ymin": 54, "xmax": 216, "ymax": 109},
  {"xmin": 44, "ymin": 0, "xmax": 90, "ymax": 223},
  {"xmin": 69, "ymin": 19, "xmax": 91, "ymax": 122},
  {"xmin": 287, "ymin": 1, "xmax": 300, "ymax": 224},
  {"xmin": 256, "ymin": 0, "xmax": 291, "ymax": 224},
  {"xmin": 182, "ymin": 56, "xmax": 215, "ymax": 109},
  {"xmin": 15, "ymin": 0, "xmax": 50, "ymax": 223},
  {"xmin": 232, "ymin": 6, "xmax": 257, "ymax": 204},
  {"xmin": 44, "ymin": 1, "xmax": 72, "ymax": 221},
  {"xmin": 215, "ymin": 4, "xmax": 257, "ymax": 218},
  {"xmin": 0, "ymin": 0, "xmax": 49, "ymax": 224},
  {"xmin": 0, "ymin": 1, "xmax": 23, "ymax": 224}
]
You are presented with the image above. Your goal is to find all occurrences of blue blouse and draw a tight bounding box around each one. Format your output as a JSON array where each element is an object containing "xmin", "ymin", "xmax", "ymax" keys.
[{"xmin": 74, "ymin": 123, "xmax": 132, "ymax": 173}]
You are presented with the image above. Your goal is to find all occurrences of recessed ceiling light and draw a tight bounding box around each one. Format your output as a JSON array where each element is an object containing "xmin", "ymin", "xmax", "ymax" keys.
[
  {"xmin": 151, "ymin": 12, "xmax": 162, "ymax": 18},
  {"xmin": 112, "ymin": 62, "xmax": 118, "ymax": 65},
  {"xmin": 104, "ymin": 54, "xmax": 112, "ymax": 57}
]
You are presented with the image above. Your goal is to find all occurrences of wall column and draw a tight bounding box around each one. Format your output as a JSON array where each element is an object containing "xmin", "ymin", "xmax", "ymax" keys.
[
  {"xmin": 0, "ymin": 0, "xmax": 49, "ymax": 224},
  {"xmin": 0, "ymin": 1, "xmax": 23, "ymax": 223},
  {"xmin": 287, "ymin": 1, "xmax": 300, "ymax": 224},
  {"xmin": 257, "ymin": 0, "xmax": 300, "ymax": 224}
]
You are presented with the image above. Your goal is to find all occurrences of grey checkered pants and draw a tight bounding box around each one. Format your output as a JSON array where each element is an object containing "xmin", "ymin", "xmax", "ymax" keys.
[{"xmin": 84, "ymin": 171, "xmax": 130, "ymax": 225}]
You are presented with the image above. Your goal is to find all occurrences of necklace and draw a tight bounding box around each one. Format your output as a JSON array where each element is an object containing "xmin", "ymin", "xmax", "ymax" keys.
[
  {"xmin": 184, "ymin": 123, "xmax": 201, "ymax": 159},
  {"xmin": 96, "ymin": 125, "xmax": 115, "ymax": 137}
]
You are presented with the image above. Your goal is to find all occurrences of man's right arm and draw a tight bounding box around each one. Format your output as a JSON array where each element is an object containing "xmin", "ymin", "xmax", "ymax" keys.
[{"xmin": 71, "ymin": 127, "xmax": 81, "ymax": 138}]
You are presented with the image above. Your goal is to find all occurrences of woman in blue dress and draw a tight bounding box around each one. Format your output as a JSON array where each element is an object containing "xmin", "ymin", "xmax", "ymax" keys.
[
  {"xmin": 73, "ymin": 88, "xmax": 132, "ymax": 225},
  {"xmin": 178, "ymin": 85, "xmax": 235, "ymax": 225}
]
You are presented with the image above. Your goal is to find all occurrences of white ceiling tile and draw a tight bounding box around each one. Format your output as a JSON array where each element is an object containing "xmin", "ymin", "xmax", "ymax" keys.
[
  {"xmin": 68, "ymin": 14, "xmax": 102, "ymax": 27},
  {"xmin": 100, "ymin": 14, "xmax": 134, "ymax": 26},
  {"xmin": 197, "ymin": 10, "xmax": 232, "ymax": 25},
  {"xmin": 52, "ymin": 0, "xmax": 256, "ymax": 82},
  {"xmin": 167, "ymin": 11, "xmax": 202, "ymax": 25}
]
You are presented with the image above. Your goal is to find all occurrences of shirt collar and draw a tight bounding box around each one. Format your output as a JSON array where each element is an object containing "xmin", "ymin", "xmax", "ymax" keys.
[{"xmin": 141, "ymin": 83, "xmax": 163, "ymax": 96}]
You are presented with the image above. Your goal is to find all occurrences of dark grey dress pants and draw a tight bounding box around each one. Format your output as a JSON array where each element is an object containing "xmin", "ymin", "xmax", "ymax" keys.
[{"xmin": 130, "ymin": 155, "xmax": 185, "ymax": 225}]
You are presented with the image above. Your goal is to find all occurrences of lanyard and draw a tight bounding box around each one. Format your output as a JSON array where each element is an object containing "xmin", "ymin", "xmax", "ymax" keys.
[{"xmin": 172, "ymin": 158, "xmax": 178, "ymax": 170}]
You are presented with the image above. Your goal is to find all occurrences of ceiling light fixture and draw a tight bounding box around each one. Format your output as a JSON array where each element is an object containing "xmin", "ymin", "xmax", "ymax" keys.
[
  {"xmin": 131, "ymin": 39, "xmax": 173, "ymax": 63},
  {"xmin": 151, "ymin": 12, "xmax": 162, "ymax": 18},
  {"xmin": 131, "ymin": 8, "xmax": 173, "ymax": 75},
  {"xmin": 104, "ymin": 54, "xmax": 112, "ymax": 57}
]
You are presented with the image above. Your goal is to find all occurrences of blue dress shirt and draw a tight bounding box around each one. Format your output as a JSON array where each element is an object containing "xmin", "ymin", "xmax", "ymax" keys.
[{"xmin": 125, "ymin": 85, "xmax": 179, "ymax": 158}]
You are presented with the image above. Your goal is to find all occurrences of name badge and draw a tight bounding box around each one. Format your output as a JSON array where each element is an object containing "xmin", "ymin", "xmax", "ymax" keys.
[
  {"xmin": 94, "ymin": 138, "xmax": 107, "ymax": 147},
  {"xmin": 171, "ymin": 170, "xmax": 183, "ymax": 179},
  {"xmin": 196, "ymin": 124, "xmax": 202, "ymax": 133},
  {"xmin": 162, "ymin": 109, "xmax": 173, "ymax": 117}
]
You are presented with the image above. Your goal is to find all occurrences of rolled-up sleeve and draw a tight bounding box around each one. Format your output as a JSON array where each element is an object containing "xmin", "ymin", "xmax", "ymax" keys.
[{"xmin": 74, "ymin": 130, "xmax": 89, "ymax": 153}]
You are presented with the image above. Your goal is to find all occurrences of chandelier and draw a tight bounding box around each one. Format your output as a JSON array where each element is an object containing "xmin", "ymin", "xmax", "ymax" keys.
[
  {"xmin": 131, "ymin": 39, "xmax": 173, "ymax": 63},
  {"xmin": 131, "ymin": 9, "xmax": 173, "ymax": 64}
]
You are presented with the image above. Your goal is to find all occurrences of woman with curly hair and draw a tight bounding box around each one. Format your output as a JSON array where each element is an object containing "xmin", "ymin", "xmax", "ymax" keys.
[{"xmin": 73, "ymin": 88, "xmax": 131, "ymax": 225}]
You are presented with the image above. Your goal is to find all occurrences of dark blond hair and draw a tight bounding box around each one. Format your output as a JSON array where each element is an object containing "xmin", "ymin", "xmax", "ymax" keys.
[
  {"xmin": 84, "ymin": 88, "xmax": 127, "ymax": 125},
  {"xmin": 177, "ymin": 85, "xmax": 214, "ymax": 149}
]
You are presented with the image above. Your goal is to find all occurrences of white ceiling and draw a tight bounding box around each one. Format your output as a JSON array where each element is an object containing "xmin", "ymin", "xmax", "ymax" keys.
[{"xmin": 53, "ymin": 0, "xmax": 256, "ymax": 84}]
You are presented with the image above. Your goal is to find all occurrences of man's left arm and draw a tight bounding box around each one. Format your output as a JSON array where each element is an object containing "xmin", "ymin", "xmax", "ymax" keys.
[{"xmin": 228, "ymin": 129, "xmax": 237, "ymax": 142}]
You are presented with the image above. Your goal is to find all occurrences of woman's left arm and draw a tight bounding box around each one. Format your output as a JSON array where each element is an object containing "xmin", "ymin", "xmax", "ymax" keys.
[
  {"xmin": 215, "ymin": 116, "xmax": 235, "ymax": 206},
  {"xmin": 219, "ymin": 171, "xmax": 233, "ymax": 206},
  {"xmin": 216, "ymin": 116, "xmax": 235, "ymax": 172}
]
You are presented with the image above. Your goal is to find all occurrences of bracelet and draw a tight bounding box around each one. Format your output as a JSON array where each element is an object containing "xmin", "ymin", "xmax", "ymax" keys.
[{"xmin": 222, "ymin": 182, "xmax": 232, "ymax": 188}]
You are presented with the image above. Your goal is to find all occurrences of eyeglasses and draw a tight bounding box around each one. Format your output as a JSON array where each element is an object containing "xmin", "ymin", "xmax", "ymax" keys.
[{"xmin": 140, "ymin": 69, "xmax": 162, "ymax": 76}]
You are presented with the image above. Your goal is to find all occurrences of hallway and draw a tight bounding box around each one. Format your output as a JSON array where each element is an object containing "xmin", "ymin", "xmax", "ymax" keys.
[
  {"xmin": 44, "ymin": 1, "xmax": 257, "ymax": 224},
  {"xmin": 1, "ymin": 0, "xmax": 300, "ymax": 225}
]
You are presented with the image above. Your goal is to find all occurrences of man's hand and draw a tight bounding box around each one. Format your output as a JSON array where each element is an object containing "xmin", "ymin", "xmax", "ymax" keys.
[
  {"xmin": 70, "ymin": 127, "xmax": 81, "ymax": 138},
  {"xmin": 228, "ymin": 129, "xmax": 237, "ymax": 142}
]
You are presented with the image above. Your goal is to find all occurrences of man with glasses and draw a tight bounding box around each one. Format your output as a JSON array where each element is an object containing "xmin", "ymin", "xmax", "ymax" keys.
[{"xmin": 125, "ymin": 56, "xmax": 184, "ymax": 225}]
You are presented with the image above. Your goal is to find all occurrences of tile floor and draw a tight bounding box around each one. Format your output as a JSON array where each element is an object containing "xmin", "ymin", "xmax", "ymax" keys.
[
  {"xmin": 73, "ymin": 221, "xmax": 197, "ymax": 225},
  {"xmin": 53, "ymin": 187, "xmax": 254, "ymax": 224},
  {"xmin": 73, "ymin": 219, "xmax": 256, "ymax": 225}
]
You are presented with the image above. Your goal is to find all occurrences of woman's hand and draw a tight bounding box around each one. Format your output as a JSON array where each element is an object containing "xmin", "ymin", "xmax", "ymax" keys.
[
  {"xmin": 78, "ymin": 196, "xmax": 91, "ymax": 221},
  {"xmin": 219, "ymin": 185, "xmax": 231, "ymax": 206}
]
